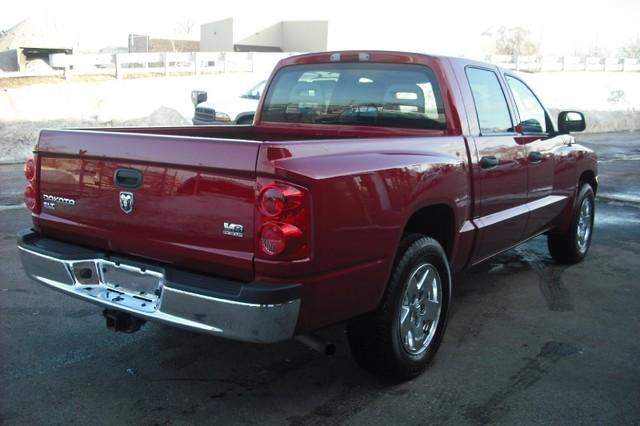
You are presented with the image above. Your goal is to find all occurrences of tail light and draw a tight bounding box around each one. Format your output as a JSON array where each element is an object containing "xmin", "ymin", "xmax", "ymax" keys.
[
  {"xmin": 256, "ymin": 179, "xmax": 310, "ymax": 260},
  {"xmin": 24, "ymin": 155, "xmax": 40, "ymax": 214}
]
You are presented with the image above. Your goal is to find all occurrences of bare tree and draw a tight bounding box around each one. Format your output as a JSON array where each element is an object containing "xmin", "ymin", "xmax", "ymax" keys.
[
  {"xmin": 173, "ymin": 17, "xmax": 196, "ymax": 35},
  {"xmin": 582, "ymin": 45, "xmax": 611, "ymax": 57},
  {"xmin": 494, "ymin": 27, "xmax": 540, "ymax": 57},
  {"xmin": 621, "ymin": 36, "xmax": 640, "ymax": 58}
]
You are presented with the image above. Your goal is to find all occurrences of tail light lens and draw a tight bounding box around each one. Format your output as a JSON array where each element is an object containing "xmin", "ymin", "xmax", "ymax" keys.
[
  {"xmin": 256, "ymin": 179, "xmax": 310, "ymax": 260},
  {"xmin": 24, "ymin": 184, "xmax": 37, "ymax": 211},
  {"xmin": 24, "ymin": 158, "xmax": 35, "ymax": 181},
  {"xmin": 23, "ymin": 155, "xmax": 40, "ymax": 214}
]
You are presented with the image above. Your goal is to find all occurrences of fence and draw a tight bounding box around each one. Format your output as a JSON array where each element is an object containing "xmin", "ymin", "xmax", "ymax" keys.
[
  {"xmin": 0, "ymin": 52, "xmax": 297, "ymax": 80},
  {"xmin": 488, "ymin": 55, "xmax": 640, "ymax": 72},
  {"xmin": 1, "ymin": 52, "xmax": 639, "ymax": 80}
]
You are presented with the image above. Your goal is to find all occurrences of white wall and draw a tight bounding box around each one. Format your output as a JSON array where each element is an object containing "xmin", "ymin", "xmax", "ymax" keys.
[
  {"xmin": 200, "ymin": 18, "xmax": 234, "ymax": 52},
  {"xmin": 236, "ymin": 23, "xmax": 283, "ymax": 49},
  {"xmin": 200, "ymin": 18, "xmax": 328, "ymax": 52}
]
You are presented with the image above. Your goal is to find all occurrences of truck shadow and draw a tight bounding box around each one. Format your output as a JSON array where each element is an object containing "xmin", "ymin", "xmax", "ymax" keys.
[{"xmin": 112, "ymin": 235, "xmax": 573, "ymax": 424}]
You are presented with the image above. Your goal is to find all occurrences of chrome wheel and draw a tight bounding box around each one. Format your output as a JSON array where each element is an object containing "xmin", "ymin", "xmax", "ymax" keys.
[
  {"xmin": 576, "ymin": 197, "xmax": 593, "ymax": 254},
  {"xmin": 399, "ymin": 263, "xmax": 442, "ymax": 355}
]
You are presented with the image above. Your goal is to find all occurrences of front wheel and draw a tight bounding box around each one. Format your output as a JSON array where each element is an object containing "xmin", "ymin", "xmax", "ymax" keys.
[
  {"xmin": 547, "ymin": 183, "xmax": 595, "ymax": 264},
  {"xmin": 347, "ymin": 235, "xmax": 451, "ymax": 380}
]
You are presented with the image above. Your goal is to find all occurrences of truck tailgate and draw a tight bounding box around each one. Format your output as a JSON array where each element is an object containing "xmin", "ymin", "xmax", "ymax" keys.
[{"xmin": 34, "ymin": 129, "xmax": 259, "ymax": 282}]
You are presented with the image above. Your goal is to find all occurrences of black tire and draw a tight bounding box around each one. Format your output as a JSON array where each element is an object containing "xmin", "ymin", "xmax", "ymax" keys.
[
  {"xmin": 347, "ymin": 234, "xmax": 451, "ymax": 380},
  {"xmin": 548, "ymin": 183, "xmax": 595, "ymax": 264}
]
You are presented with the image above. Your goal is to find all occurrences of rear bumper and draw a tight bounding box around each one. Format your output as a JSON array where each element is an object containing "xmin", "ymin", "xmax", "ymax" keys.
[{"xmin": 17, "ymin": 229, "xmax": 301, "ymax": 343}]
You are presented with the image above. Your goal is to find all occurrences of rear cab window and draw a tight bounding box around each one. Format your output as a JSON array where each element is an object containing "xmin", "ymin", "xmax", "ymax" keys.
[
  {"xmin": 261, "ymin": 63, "xmax": 447, "ymax": 130},
  {"xmin": 465, "ymin": 67, "xmax": 514, "ymax": 134}
]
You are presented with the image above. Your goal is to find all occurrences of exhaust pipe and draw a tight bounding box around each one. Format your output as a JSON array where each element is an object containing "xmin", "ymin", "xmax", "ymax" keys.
[
  {"xmin": 103, "ymin": 309, "xmax": 145, "ymax": 333},
  {"xmin": 295, "ymin": 334, "xmax": 336, "ymax": 356}
]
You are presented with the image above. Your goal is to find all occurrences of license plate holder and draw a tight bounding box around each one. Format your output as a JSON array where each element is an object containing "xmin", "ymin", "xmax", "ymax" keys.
[{"xmin": 99, "ymin": 261, "xmax": 163, "ymax": 302}]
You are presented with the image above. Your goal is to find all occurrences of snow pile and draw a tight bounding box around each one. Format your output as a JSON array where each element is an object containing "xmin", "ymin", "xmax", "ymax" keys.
[
  {"xmin": 0, "ymin": 70, "xmax": 638, "ymax": 162},
  {"xmin": 526, "ymin": 72, "xmax": 640, "ymax": 134},
  {"xmin": 0, "ymin": 72, "xmax": 263, "ymax": 124},
  {"xmin": 0, "ymin": 72, "xmax": 264, "ymax": 162}
]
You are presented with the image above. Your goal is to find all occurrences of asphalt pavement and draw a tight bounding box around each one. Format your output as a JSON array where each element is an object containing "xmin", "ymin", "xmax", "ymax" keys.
[{"xmin": 1, "ymin": 133, "xmax": 639, "ymax": 425}]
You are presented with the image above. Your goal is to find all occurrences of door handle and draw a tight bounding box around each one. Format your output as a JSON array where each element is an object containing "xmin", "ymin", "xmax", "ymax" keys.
[
  {"xmin": 528, "ymin": 151, "xmax": 544, "ymax": 163},
  {"xmin": 479, "ymin": 156, "xmax": 499, "ymax": 169},
  {"xmin": 114, "ymin": 168, "xmax": 143, "ymax": 189}
]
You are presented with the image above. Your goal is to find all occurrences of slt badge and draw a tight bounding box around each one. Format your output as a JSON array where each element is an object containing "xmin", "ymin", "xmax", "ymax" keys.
[{"xmin": 119, "ymin": 191, "xmax": 134, "ymax": 214}]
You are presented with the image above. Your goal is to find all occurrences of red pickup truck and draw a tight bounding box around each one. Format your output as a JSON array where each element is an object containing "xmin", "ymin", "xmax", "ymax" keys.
[{"xmin": 18, "ymin": 51, "xmax": 596, "ymax": 379}]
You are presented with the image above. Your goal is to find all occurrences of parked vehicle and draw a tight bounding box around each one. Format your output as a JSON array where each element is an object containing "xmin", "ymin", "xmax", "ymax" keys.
[
  {"xmin": 18, "ymin": 51, "xmax": 596, "ymax": 379},
  {"xmin": 191, "ymin": 80, "xmax": 266, "ymax": 125}
]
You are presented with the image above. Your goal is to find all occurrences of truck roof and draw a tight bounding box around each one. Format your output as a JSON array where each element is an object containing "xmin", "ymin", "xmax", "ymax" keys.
[{"xmin": 274, "ymin": 50, "xmax": 501, "ymax": 72}]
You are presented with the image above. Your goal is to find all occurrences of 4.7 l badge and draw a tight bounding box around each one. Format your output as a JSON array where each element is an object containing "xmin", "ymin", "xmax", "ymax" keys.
[
  {"xmin": 223, "ymin": 222, "xmax": 244, "ymax": 238},
  {"xmin": 119, "ymin": 191, "xmax": 134, "ymax": 214}
]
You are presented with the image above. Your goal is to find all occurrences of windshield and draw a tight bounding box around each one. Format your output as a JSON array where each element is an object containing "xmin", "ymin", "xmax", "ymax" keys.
[
  {"xmin": 241, "ymin": 80, "xmax": 267, "ymax": 100},
  {"xmin": 261, "ymin": 63, "xmax": 446, "ymax": 130}
]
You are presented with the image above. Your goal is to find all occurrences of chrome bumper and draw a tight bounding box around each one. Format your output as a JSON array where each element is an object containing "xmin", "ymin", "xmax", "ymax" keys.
[{"xmin": 17, "ymin": 230, "xmax": 301, "ymax": 343}]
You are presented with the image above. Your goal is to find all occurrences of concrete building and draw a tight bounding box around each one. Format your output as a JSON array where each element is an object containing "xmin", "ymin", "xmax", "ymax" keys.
[
  {"xmin": 0, "ymin": 18, "xmax": 74, "ymax": 72},
  {"xmin": 200, "ymin": 18, "xmax": 328, "ymax": 52}
]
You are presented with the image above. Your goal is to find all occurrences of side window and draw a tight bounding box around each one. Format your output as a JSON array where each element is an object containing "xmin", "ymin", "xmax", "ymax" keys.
[
  {"xmin": 466, "ymin": 67, "xmax": 513, "ymax": 134},
  {"xmin": 505, "ymin": 76, "xmax": 547, "ymax": 133}
]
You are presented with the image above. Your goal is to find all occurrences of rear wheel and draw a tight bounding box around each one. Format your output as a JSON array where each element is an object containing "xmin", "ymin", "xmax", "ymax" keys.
[
  {"xmin": 347, "ymin": 235, "xmax": 450, "ymax": 380},
  {"xmin": 547, "ymin": 183, "xmax": 595, "ymax": 264}
]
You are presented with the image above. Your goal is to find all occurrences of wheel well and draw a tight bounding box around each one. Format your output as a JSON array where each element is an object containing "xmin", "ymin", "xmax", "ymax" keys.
[
  {"xmin": 579, "ymin": 170, "xmax": 597, "ymax": 194},
  {"xmin": 404, "ymin": 205, "xmax": 454, "ymax": 258}
]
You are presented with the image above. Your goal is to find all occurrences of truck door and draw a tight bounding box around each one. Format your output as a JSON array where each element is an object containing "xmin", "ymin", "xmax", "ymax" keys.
[
  {"xmin": 503, "ymin": 75, "xmax": 575, "ymax": 237},
  {"xmin": 465, "ymin": 67, "xmax": 529, "ymax": 263}
]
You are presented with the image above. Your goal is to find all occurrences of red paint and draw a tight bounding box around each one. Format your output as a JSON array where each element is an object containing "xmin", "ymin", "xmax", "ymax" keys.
[{"xmin": 30, "ymin": 51, "xmax": 597, "ymax": 333}]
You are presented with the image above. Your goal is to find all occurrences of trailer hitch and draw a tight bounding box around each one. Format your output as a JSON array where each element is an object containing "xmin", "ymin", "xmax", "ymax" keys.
[{"xmin": 103, "ymin": 309, "xmax": 146, "ymax": 333}]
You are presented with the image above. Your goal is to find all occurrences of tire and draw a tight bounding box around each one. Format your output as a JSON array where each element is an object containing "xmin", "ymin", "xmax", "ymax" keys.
[
  {"xmin": 547, "ymin": 183, "xmax": 595, "ymax": 264},
  {"xmin": 347, "ymin": 234, "xmax": 451, "ymax": 380}
]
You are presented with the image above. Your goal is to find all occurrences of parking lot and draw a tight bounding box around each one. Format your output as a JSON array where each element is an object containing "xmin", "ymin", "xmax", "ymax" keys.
[{"xmin": 1, "ymin": 133, "xmax": 639, "ymax": 425}]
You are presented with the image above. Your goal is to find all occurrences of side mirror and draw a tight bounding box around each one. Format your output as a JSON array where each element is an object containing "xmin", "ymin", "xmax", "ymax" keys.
[
  {"xmin": 558, "ymin": 111, "xmax": 586, "ymax": 133},
  {"xmin": 191, "ymin": 90, "xmax": 207, "ymax": 106}
]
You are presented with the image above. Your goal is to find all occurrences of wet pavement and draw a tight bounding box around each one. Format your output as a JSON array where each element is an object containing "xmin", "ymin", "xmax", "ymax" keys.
[
  {"xmin": 581, "ymin": 132, "xmax": 640, "ymax": 204},
  {"xmin": 1, "ymin": 133, "xmax": 639, "ymax": 425}
]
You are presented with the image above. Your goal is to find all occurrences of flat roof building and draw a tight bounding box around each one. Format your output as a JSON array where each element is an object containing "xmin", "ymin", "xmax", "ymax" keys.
[
  {"xmin": 0, "ymin": 18, "xmax": 74, "ymax": 71},
  {"xmin": 201, "ymin": 18, "xmax": 328, "ymax": 52}
]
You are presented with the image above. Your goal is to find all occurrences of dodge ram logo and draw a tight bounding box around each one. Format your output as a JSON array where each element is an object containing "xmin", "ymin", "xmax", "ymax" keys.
[{"xmin": 119, "ymin": 192, "xmax": 134, "ymax": 214}]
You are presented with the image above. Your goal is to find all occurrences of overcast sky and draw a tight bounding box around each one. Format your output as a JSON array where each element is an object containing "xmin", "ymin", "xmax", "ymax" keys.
[{"xmin": 2, "ymin": 0, "xmax": 639, "ymax": 56}]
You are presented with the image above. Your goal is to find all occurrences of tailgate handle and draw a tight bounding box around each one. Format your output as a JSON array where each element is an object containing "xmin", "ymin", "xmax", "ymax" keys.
[{"xmin": 114, "ymin": 169, "xmax": 143, "ymax": 189}]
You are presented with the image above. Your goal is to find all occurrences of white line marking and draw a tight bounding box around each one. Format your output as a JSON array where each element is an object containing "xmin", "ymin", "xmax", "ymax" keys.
[
  {"xmin": 0, "ymin": 203, "xmax": 25, "ymax": 211},
  {"xmin": 598, "ymin": 193, "xmax": 640, "ymax": 205}
]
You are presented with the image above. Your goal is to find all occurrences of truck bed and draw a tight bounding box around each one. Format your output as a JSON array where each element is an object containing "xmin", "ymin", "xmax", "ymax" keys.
[{"xmin": 34, "ymin": 123, "xmax": 446, "ymax": 282}]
